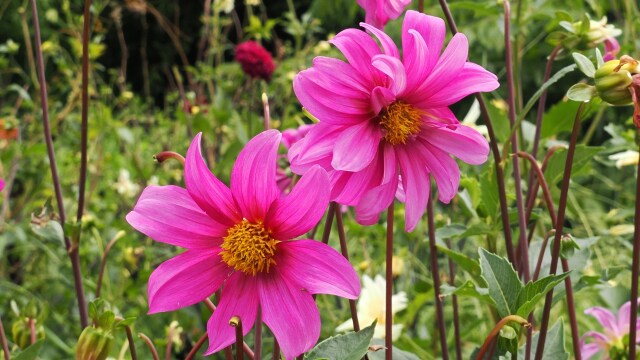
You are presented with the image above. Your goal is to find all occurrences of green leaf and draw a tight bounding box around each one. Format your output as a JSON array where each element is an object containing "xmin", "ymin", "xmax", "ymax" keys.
[
  {"xmin": 440, "ymin": 280, "xmax": 494, "ymax": 305},
  {"xmin": 519, "ymin": 321, "xmax": 568, "ymax": 360},
  {"xmin": 305, "ymin": 320, "xmax": 376, "ymax": 360},
  {"xmin": 572, "ymin": 53, "xmax": 596, "ymax": 78},
  {"xmin": 544, "ymin": 145, "xmax": 604, "ymax": 187},
  {"xmin": 435, "ymin": 245, "xmax": 482, "ymax": 280},
  {"xmin": 566, "ymin": 83, "xmax": 596, "ymax": 102},
  {"xmin": 479, "ymin": 249, "xmax": 522, "ymax": 318},
  {"xmin": 541, "ymin": 100, "xmax": 583, "ymax": 138},
  {"xmin": 14, "ymin": 340, "xmax": 45, "ymax": 360},
  {"xmin": 595, "ymin": 48, "xmax": 604, "ymax": 68},
  {"xmin": 514, "ymin": 272, "xmax": 570, "ymax": 317}
]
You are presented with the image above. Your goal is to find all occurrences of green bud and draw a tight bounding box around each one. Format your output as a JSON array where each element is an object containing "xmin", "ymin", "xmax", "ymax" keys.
[
  {"xmin": 11, "ymin": 318, "xmax": 45, "ymax": 350},
  {"xmin": 75, "ymin": 326, "xmax": 113, "ymax": 360},
  {"xmin": 595, "ymin": 59, "xmax": 639, "ymax": 106}
]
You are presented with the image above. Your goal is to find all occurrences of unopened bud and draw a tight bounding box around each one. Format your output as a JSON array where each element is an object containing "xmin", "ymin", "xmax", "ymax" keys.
[
  {"xmin": 595, "ymin": 58, "xmax": 639, "ymax": 106},
  {"xmin": 75, "ymin": 326, "xmax": 113, "ymax": 360}
]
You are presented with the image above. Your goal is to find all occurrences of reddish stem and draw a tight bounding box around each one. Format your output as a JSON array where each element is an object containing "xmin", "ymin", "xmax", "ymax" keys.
[
  {"xmin": 385, "ymin": 202, "xmax": 394, "ymax": 360},
  {"xmin": 427, "ymin": 192, "xmax": 449, "ymax": 360}
]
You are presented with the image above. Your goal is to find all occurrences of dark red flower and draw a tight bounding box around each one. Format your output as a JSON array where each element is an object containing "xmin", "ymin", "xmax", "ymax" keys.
[{"xmin": 235, "ymin": 41, "xmax": 275, "ymax": 81}]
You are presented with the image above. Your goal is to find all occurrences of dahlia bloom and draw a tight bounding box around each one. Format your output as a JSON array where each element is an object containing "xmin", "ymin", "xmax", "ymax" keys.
[
  {"xmin": 357, "ymin": 0, "xmax": 412, "ymax": 29},
  {"xmin": 277, "ymin": 124, "xmax": 315, "ymax": 193},
  {"xmin": 235, "ymin": 41, "xmax": 276, "ymax": 81},
  {"xmin": 290, "ymin": 11, "xmax": 499, "ymax": 231},
  {"xmin": 336, "ymin": 274, "xmax": 407, "ymax": 340},
  {"xmin": 126, "ymin": 130, "xmax": 360, "ymax": 359},
  {"xmin": 580, "ymin": 299, "xmax": 640, "ymax": 359}
]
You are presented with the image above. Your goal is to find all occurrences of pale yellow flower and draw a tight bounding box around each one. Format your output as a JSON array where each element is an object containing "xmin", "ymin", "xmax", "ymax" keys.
[
  {"xmin": 608, "ymin": 150, "xmax": 639, "ymax": 168},
  {"xmin": 336, "ymin": 274, "xmax": 407, "ymax": 340}
]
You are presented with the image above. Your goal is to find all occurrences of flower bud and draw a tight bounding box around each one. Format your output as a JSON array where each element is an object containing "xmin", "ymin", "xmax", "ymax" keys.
[
  {"xmin": 11, "ymin": 318, "xmax": 45, "ymax": 350},
  {"xmin": 595, "ymin": 58, "xmax": 639, "ymax": 106},
  {"xmin": 75, "ymin": 326, "xmax": 113, "ymax": 360}
]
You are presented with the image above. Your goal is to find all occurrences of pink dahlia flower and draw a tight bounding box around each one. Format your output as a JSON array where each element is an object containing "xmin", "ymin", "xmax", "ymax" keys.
[
  {"xmin": 290, "ymin": 10, "xmax": 499, "ymax": 231},
  {"xmin": 126, "ymin": 130, "xmax": 360, "ymax": 359},
  {"xmin": 357, "ymin": 0, "xmax": 412, "ymax": 30},
  {"xmin": 580, "ymin": 299, "xmax": 640, "ymax": 359}
]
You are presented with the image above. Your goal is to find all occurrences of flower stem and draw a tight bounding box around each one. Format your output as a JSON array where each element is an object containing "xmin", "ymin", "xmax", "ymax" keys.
[
  {"xmin": 263, "ymin": 93, "xmax": 270, "ymax": 131},
  {"xmin": 154, "ymin": 151, "xmax": 186, "ymax": 166},
  {"xmin": 335, "ymin": 208, "xmax": 361, "ymax": 332},
  {"xmin": 477, "ymin": 315, "xmax": 530, "ymax": 360},
  {"xmin": 185, "ymin": 332, "xmax": 207, "ymax": 360},
  {"xmin": 28, "ymin": 0, "xmax": 88, "ymax": 329},
  {"xmin": 138, "ymin": 332, "xmax": 160, "ymax": 360},
  {"xmin": 96, "ymin": 231, "xmax": 124, "ymax": 298},
  {"xmin": 503, "ymin": 0, "xmax": 530, "ymax": 282},
  {"xmin": 628, "ymin": 135, "xmax": 640, "ymax": 360},
  {"xmin": 77, "ymin": 0, "xmax": 91, "ymax": 224},
  {"xmin": 321, "ymin": 202, "xmax": 337, "ymax": 244},
  {"xmin": 28, "ymin": 318, "xmax": 35, "ymax": 345},
  {"xmin": 254, "ymin": 307, "xmax": 262, "ymax": 360},
  {"xmin": 561, "ymin": 258, "xmax": 581, "ymax": 360},
  {"xmin": 427, "ymin": 191, "xmax": 449, "ymax": 360},
  {"xmin": 204, "ymin": 299, "xmax": 255, "ymax": 359},
  {"xmin": 534, "ymin": 102, "xmax": 585, "ymax": 360},
  {"xmin": 230, "ymin": 317, "xmax": 244, "ymax": 360},
  {"xmin": 446, "ymin": 239, "xmax": 462, "ymax": 360},
  {"xmin": 437, "ymin": 0, "xmax": 516, "ymax": 264},
  {"xmin": 0, "ymin": 314, "xmax": 9, "ymax": 360},
  {"xmin": 124, "ymin": 324, "xmax": 138, "ymax": 360},
  {"xmin": 272, "ymin": 341, "xmax": 281, "ymax": 360},
  {"xmin": 385, "ymin": 202, "xmax": 394, "ymax": 360}
]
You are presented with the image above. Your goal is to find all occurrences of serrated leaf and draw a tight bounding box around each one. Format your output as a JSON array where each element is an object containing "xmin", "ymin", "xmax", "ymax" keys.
[
  {"xmin": 514, "ymin": 272, "xmax": 570, "ymax": 317},
  {"xmin": 305, "ymin": 321, "xmax": 375, "ymax": 360},
  {"xmin": 479, "ymin": 249, "xmax": 522, "ymax": 318},
  {"xmin": 14, "ymin": 340, "xmax": 45, "ymax": 360},
  {"xmin": 567, "ymin": 83, "xmax": 596, "ymax": 101},
  {"xmin": 572, "ymin": 53, "xmax": 596, "ymax": 78},
  {"xmin": 519, "ymin": 321, "xmax": 568, "ymax": 360},
  {"xmin": 441, "ymin": 280, "xmax": 494, "ymax": 305}
]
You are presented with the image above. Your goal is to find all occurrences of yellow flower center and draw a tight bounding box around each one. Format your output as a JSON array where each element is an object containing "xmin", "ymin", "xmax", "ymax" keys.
[
  {"xmin": 220, "ymin": 219, "xmax": 279, "ymax": 276},
  {"xmin": 377, "ymin": 101, "xmax": 422, "ymax": 145}
]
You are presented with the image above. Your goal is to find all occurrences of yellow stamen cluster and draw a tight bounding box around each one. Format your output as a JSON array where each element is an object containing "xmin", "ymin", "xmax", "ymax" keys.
[
  {"xmin": 220, "ymin": 219, "xmax": 279, "ymax": 276},
  {"xmin": 377, "ymin": 101, "xmax": 422, "ymax": 145}
]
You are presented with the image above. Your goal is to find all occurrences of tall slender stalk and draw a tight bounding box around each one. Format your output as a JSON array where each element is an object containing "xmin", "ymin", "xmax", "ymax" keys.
[
  {"xmin": 335, "ymin": 209, "xmax": 361, "ymax": 332},
  {"xmin": 534, "ymin": 103, "xmax": 585, "ymax": 360},
  {"xmin": 185, "ymin": 333, "xmax": 208, "ymax": 360},
  {"xmin": 385, "ymin": 202, "xmax": 394, "ymax": 360},
  {"xmin": 254, "ymin": 308, "xmax": 262, "ymax": 360},
  {"xmin": 138, "ymin": 333, "xmax": 160, "ymax": 360},
  {"xmin": 0, "ymin": 315, "xmax": 9, "ymax": 360},
  {"xmin": 503, "ymin": 0, "xmax": 530, "ymax": 282},
  {"xmin": 437, "ymin": 0, "xmax": 516, "ymax": 264},
  {"xmin": 628, "ymin": 136, "xmax": 640, "ymax": 360},
  {"xmin": 77, "ymin": 0, "xmax": 91, "ymax": 223},
  {"xmin": 446, "ymin": 239, "xmax": 462, "ymax": 360},
  {"xmin": 230, "ymin": 317, "xmax": 244, "ymax": 360},
  {"xmin": 427, "ymin": 191, "xmax": 449, "ymax": 360},
  {"xmin": 28, "ymin": 0, "xmax": 88, "ymax": 328}
]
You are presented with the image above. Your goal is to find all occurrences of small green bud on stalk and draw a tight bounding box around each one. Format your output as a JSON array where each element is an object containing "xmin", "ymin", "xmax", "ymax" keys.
[
  {"xmin": 594, "ymin": 58, "xmax": 639, "ymax": 105},
  {"xmin": 75, "ymin": 326, "xmax": 113, "ymax": 360}
]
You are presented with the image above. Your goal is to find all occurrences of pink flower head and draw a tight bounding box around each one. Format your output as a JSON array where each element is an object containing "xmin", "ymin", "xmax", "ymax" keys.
[
  {"xmin": 0, "ymin": 178, "xmax": 4, "ymax": 192},
  {"xmin": 290, "ymin": 11, "xmax": 499, "ymax": 231},
  {"xmin": 580, "ymin": 299, "xmax": 640, "ymax": 359},
  {"xmin": 235, "ymin": 41, "xmax": 276, "ymax": 81},
  {"xmin": 126, "ymin": 130, "xmax": 360, "ymax": 359},
  {"xmin": 357, "ymin": 0, "xmax": 412, "ymax": 29},
  {"xmin": 603, "ymin": 37, "xmax": 621, "ymax": 62}
]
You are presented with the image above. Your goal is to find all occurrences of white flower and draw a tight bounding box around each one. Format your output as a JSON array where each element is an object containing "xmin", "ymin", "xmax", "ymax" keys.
[
  {"xmin": 336, "ymin": 274, "xmax": 407, "ymax": 340},
  {"xmin": 113, "ymin": 169, "xmax": 140, "ymax": 198},
  {"xmin": 461, "ymin": 99, "xmax": 488, "ymax": 137},
  {"xmin": 214, "ymin": 0, "xmax": 234, "ymax": 14},
  {"xmin": 586, "ymin": 17, "xmax": 622, "ymax": 44},
  {"xmin": 608, "ymin": 150, "xmax": 639, "ymax": 168}
]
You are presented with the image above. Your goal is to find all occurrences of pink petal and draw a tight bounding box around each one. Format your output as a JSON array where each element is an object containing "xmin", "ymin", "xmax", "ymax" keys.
[
  {"xmin": 0, "ymin": 178, "xmax": 4, "ymax": 192},
  {"xmin": 397, "ymin": 147, "xmax": 430, "ymax": 232},
  {"xmin": 330, "ymin": 28, "xmax": 384, "ymax": 83},
  {"xmin": 276, "ymin": 240, "xmax": 360, "ymax": 299},
  {"xmin": 424, "ymin": 107, "xmax": 460, "ymax": 125},
  {"xmin": 313, "ymin": 57, "xmax": 372, "ymax": 94},
  {"xmin": 332, "ymin": 121, "xmax": 382, "ymax": 172},
  {"xmin": 381, "ymin": 143, "xmax": 398, "ymax": 184},
  {"xmin": 360, "ymin": 23, "xmax": 399, "ymax": 58},
  {"xmin": 580, "ymin": 331, "xmax": 608, "ymax": 360},
  {"xmin": 294, "ymin": 73, "xmax": 372, "ymax": 126},
  {"xmin": 231, "ymin": 130, "xmax": 281, "ymax": 222},
  {"xmin": 421, "ymin": 123, "xmax": 490, "ymax": 165},
  {"xmin": 411, "ymin": 33, "xmax": 469, "ymax": 102},
  {"xmin": 267, "ymin": 166, "xmax": 330, "ymax": 239},
  {"xmin": 371, "ymin": 86, "xmax": 396, "ymax": 115},
  {"xmin": 617, "ymin": 298, "xmax": 640, "ymax": 337},
  {"xmin": 402, "ymin": 29, "xmax": 430, "ymax": 93},
  {"xmin": 205, "ymin": 273, "xmax": 259, "ymax": 355},
  {"xmin": 418, "ymin": 142, "xmax": 460, "ymax": 203},
  {"xmin": 384, "ymin": 0, "xmax": 411, "ymax": 19},
  {"xmin": 126, "ymin": 185, "xmax": 226, "ymax": 249},
  {"xmin": 585, "ymin": 306, "xmax": 619, "ymax": 335},
  {"xmin": 422, "ymin": 62, "xmax": 499, "ymax": 107},
  {"xmin": 282, "ymin": 124, "xmax": 314, "ymax": 150},
  {"xmin": 288, "ymin": 123, "xmax": 341, "ymax": 175},
  {"xmin": 372, "ymin": 54, "xmax": 407, "ymax": 95},
  {"xmin": 603, "ymin": 37, "xmax": 620, "ymax": 62},
  {"xmin": 185, "ymin": 133, "xmax": 240, "ymax": 227},
  {"xmin": 355, "ymin": 175, "xmax": 398, "ymax": 225},
  {"xmin": 259, "ymin": 269, "xmax": 320, "ymax": 360},
  {"xmin": 331, "ymin": 151, "xmax": 384, "ymax": 205},
  {"xmin": 402, "ymin": 11, "xmax": 446, "ymax": 76},
  {"xmin": 580, "ymin": 343, "xmax": 604, "ymax": 360},
  {"xmin": 147, "ymin": 249, "xmax": 228, "ymax": 314}
]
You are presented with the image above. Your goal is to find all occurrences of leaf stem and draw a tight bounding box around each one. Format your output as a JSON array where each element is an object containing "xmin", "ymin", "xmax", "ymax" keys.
[{"xmin": 476, "ymin": 315, "xmax": 530, "ymax": 360}]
